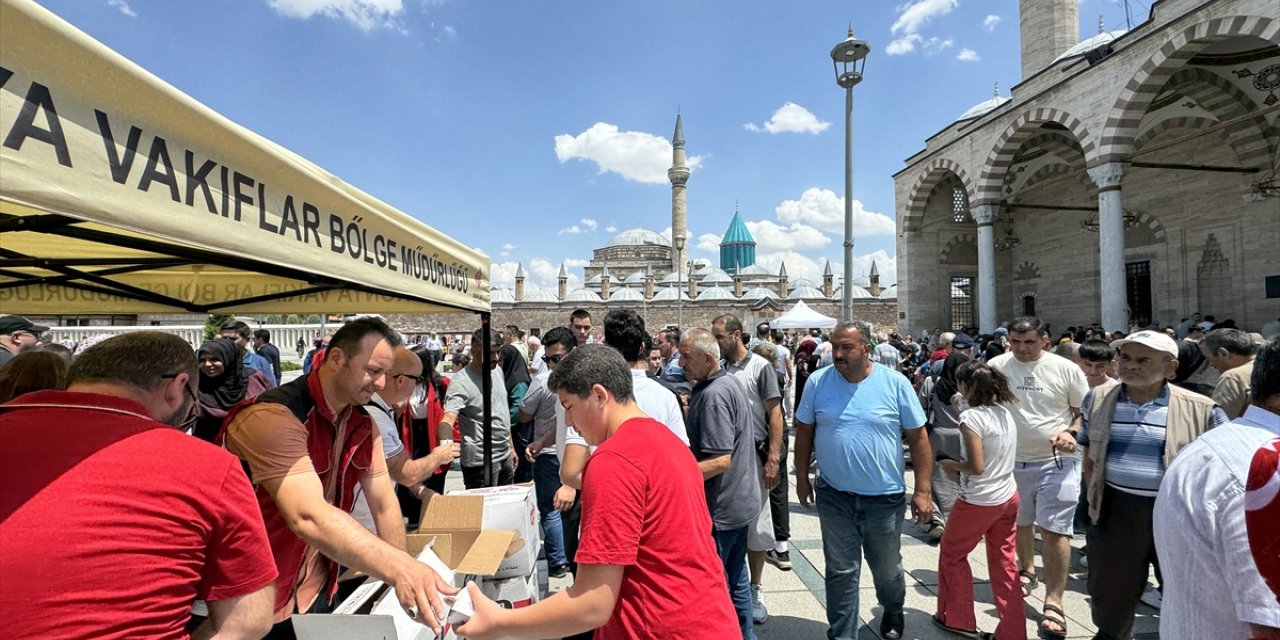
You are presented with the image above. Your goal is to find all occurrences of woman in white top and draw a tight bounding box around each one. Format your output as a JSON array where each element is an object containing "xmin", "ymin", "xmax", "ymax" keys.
[{"xmin": 933, "ymin": 361, "xmax": 1026, "ymax": 640}]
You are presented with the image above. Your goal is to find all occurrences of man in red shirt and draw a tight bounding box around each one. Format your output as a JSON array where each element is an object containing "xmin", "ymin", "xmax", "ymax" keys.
[
  {"xmin": 0, "ymin": 331, "xmax": 277, "ymax": 640},
  {"xmin": 457, "ymin": 344, "xmax": 738, "ymax": 639}
]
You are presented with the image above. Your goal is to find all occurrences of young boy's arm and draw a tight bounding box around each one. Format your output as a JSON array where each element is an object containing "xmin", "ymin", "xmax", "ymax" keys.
[{"xmin": 453, "ymin": 563, "xmax": 624, "ymax": 639}]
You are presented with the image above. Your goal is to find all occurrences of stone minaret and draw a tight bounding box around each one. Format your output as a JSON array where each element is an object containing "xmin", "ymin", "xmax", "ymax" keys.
[
  {"xmin": 514, "ymin": 262, "xmax": 525, "ymax": 302},
  {"xmin": 733, "ymin": 259, "xmax": 744, "ymax": 298},
  {"xmin": 1020, "ymin": 0, "xmax": 1079, "ymax": 80},
  {"xmin": 557, "ymin": 263, "xmax": 568, "ymax": 301},
  {"xmin": 777, "ymin": 261, "xmax": 789, "ymax": 298},
  {"xmin": 600, "ymin": 264, "xmax": 611, "ymax": 300},
  {"xmin": 668, "ymin": 112, "xmax": 690, "ymax": 275},
  {"xmin": 822, "ymin": 260, "xmax": 834, "ymax": 298},
  {"xmin": 687, "ymin": 268, "xmax": 698, "ymax": 300},
  {"xmin": 869, "ymin": 260, "xmax": 882, "ymax": 297},
  {"xmin": 643, "ymin": 264, "xmax": 655, "ymax": 300}
]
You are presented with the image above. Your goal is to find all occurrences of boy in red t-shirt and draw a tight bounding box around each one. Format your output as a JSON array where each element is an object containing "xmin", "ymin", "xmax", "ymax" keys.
[{"xmin": 457, "ymin": 344, "xmax": 738, "ymax": 639}]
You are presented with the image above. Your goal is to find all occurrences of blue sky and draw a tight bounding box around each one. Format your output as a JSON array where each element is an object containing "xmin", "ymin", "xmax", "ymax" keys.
[{"xmin": 37, "ymin": 0, "xmax": 1138, "ymax": 292}]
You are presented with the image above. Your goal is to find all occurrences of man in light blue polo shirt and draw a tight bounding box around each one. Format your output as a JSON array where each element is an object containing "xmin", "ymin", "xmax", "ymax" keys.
[{"xmin": 795, "ymin": 321, "xmax": 933, "ymax": 640}]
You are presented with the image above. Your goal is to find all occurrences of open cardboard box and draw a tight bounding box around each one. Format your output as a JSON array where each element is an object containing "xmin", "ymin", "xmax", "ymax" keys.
[
  {"xmin": 440, "ymin": 484, "xmax": 539, "ymax": 579},
  {"xmin": 292, "ymin": 497, "xmax": 521, "ymax": 640}
]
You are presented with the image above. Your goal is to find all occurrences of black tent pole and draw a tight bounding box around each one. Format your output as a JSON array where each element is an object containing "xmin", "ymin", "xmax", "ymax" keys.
[{"xmin": 480, "ymin": 312, "xmax": 492, "ymax": 486}]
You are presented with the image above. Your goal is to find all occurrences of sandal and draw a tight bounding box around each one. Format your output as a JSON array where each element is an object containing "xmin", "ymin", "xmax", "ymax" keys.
[
  {"xmin": 1019, "ymin": 569, "xmax": 1038, "ymax": 597},
  {"xmin": 1039, "ymin": 603, "xmax": 1068, "ymax": 640},
  {"xmin": 931, "ymin": 614, "xmax": 983, "ymax": 639}
]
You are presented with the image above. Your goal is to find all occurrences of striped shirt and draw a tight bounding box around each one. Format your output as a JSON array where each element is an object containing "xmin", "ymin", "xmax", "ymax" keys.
[{"xmin": 1079, "ymin": 385, "xmax": 1228, "ymax": 496}]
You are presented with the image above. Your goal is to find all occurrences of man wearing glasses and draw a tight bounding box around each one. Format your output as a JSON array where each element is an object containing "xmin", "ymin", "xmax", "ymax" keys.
[
  {"xmin": 350, "ymin": 346, "xmax": 460, "ymax": 533},
  {"xmin": 0, "ymin": 315, "xmax": 46, "ymax": 368},
  {"xmin": 988, "ymin": 316, "xmax": 1088, "ymax": 640},
  {"xmin": 0, "ymin": 332, "xmax": 277, "ymax": 639}
]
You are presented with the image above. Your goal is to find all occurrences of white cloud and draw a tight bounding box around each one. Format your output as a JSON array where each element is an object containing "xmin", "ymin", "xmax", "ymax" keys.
[
  {"xmin": 554, "ymin": 122, "xmax": 703, "ymax": 185},
  {"xmin": 527, "ymin": 258, "xmax": 588, "ymax": 291},
  {"xmin": 744, "ymin": 102, "xmax": 831, "ymax": 135},
  {"xmin": 558, "ymin": 218, "xmax": 600, "ymax": 235},
  {"xmin": 442, "ymin": 25, "xmax": 457, "ymax": 37},
  {"xmin": 774, "ymin": 188, "xmax": 895, "ymax": 236},
  {"xmin": 752, "ymin": 250, "xmax": 898, "ymax": 288},
  {"xmin": 983, "ymin": 15, "xmax": 1001, "ymax": 31},
  {"xmin": 107, "ymin": 0, "xmax": 137, "ymax": 17},
  {"xmin": 848, "ymin": 250, "xmax": 898, "ymax": 287},
  {"xmin": 696, "ymin": 233, "xmax": 722, "ymax": 253},
  {"xmin": 501, "ymin": 243, "xmax": 515, "ymax": 251},
  {"xmin": 745, "ymin": 220, "xmax": 831, "ymax": 253},
  {"xmin": 490, "ymin": 261, "xmax": 519, "ymax": 289},
  {"xmin": 886, "ymin": 0, "xmax": 957, "ymax": 56},
  {"xmin": 604, "ymin": 225, "xmax": 619, "ymax": 233},
  {"xmin": 266, "ymin": 0, "xmax": 404, "ymax": 32},
  {"xmin": 956, "ymin": 48, "xmax": 981, "ymax": 62}
]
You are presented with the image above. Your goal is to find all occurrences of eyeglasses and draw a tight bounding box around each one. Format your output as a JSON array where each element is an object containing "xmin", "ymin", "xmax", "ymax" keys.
[
  {"xmin": 543, "ymin": 354, "xmax": 565, "ymax": 365},
  {"xmin": 393, "ymin": 373, "xmax": 426, "ymax": 384}
]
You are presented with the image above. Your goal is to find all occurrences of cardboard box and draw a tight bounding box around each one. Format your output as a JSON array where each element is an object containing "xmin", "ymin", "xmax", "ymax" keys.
[
  {"xmin": 441, "ymin": 484, "xmax": 539, "ymax": 579},
  {"xmin": 478, "ymin": 572, "xmax": 540, "ymax": 610}
]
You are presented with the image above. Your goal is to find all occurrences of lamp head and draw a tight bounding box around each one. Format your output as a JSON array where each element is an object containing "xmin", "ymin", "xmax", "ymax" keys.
[{"xmin": 831, "ymin": 26, "xmax": 870, "ymax": 90}]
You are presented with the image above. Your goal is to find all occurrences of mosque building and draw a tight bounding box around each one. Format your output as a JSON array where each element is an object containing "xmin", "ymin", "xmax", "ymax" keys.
[
  {"xmin": 394, "ymin": 114, "xmax": 898, "ymax": 335},
  {"xmin": 894, "ymin": 0, "xmax": 1279, "ymax": 336}
]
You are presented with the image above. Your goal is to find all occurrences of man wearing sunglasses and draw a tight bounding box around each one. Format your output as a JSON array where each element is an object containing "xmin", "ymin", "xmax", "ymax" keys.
[
  {"xmin": 0, "ymin": 315, "xmax": 46, "ymax": 368},
  {"xmin": 350, "ymin": 346, "xmax": 460, "ymax": 534},
  {"xmin": 0, "ymin": 332, "xmax": 276, "ymax": 640}
]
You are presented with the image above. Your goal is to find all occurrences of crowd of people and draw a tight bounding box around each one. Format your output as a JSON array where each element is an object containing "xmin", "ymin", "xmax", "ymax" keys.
[{"xmin": 0, "ymin": 309, "xmax": 1278, "ymax": 640}]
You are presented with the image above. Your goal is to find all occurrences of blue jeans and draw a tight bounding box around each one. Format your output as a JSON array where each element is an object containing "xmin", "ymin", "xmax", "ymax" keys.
[
  {"xmin": 713, "ymin": 526, "xmax": 757, "ymax": 640},
  {"xmin": 532, "ymin": 455, "xmax": 567, "ymax": 567},
  {"xmin": 814, "ymin": 477, "xmax": 907, "ymax": 640}
]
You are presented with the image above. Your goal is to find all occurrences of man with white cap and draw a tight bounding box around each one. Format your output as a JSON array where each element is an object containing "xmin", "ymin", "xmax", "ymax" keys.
[{"xmin": 1078, "ymin": 329, "xmax": 1228, "ymax": 640}]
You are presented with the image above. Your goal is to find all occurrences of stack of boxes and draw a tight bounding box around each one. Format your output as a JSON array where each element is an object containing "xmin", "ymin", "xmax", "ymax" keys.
[{"xmin": 292, "ymin": 484, "xmax": 545, "ymax": 640}]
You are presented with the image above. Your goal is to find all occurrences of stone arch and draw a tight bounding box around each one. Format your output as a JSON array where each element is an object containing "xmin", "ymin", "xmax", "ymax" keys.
[
  {"xmin": 976, "ymin": 108, "xmax": 1099, "ymax": 205},
  {"xmin": 1004, "ymin": 131, "xmax": 1092, "ymax": 195},
  {"xmin": 1133, "ymin": 116, "xmax": 1222, "ymax": 151},
  {"xmin": 1129, "ymin": 210, "xmax": 1168, "ymax": 244},
  {"xmin": 903, "ymin": 158, "xmax": 975, "ymax": 233},
  {"xmin": 940, "ymin": 234, "xmax": 978, "ymax": 265},
  {"xmin": 1155, "ymin": 66, "xmax": 1273, "ymax": 165},
  {"xmin": 1015, "ymin": 261, "xmax": 1042, "ymax": 281},
  {"xmin": 1019, "ymin": 163, "xmax": 1085, "ymax": 192},
  {"xmin": 1099, "ymin": 14, "xmax": 1280, "ymax": 162}
]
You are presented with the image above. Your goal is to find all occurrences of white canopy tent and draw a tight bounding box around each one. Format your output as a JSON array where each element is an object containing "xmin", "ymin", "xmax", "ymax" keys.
[{"xmin": 771, "ymin": 300, "xmax": 838, "ymax": 329}]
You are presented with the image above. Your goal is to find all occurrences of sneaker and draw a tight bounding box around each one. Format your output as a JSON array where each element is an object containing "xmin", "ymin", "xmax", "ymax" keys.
[
  {"xmin": 927, "ymin": 524, "xmax": 945, "ymax": 543},
  {"xmin": 764, "ymin": 549, "xmax": 793, "ymax": 571},
  {"xmin": 1079, "ymin": 545, "xmax": 1088, "ymax": 569},
  {"xmin": 548, "ymin": 563, "xmax": 570, "ymax": 579},
  {"xmin": 880, "ymin": 611, "xmax": 904, "ymax": 640},
  {"xmin": 751, "ymin": 584, "xmax": 769, "ymax": 624},
  {"xmin": 1140, "ymin": 584, "xmax": 1162, "ymax": 609}
]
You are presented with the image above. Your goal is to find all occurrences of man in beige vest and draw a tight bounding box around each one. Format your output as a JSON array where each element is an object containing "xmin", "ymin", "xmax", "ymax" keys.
[
  {"xmin": 1078, "ymin": 330, "xmax": 1228, "ymax": 640},
  {"xmin": 1200, "ymin": 328, "xmax": 1257, "ymax": 419}
]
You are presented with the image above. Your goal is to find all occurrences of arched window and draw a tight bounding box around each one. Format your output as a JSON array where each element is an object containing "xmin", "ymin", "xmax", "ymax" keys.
[{"xmin": 952, "ymin": 186, "xmax": 968, "ymax": 224}]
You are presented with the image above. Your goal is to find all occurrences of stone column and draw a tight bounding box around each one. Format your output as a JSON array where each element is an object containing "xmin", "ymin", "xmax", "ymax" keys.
[
  {"xmin": 971, "ymin": 204, "xmax": 999, "ymax": 333},
  {"xmin": 1088, "ymin": 162, "xmax": 1128, "ymax": 331}
]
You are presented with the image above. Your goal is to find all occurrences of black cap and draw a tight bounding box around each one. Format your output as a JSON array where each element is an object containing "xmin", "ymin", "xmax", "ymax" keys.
[
  {"xmin": 952, "ymin": 333, "xmax": 975, "ymax": 349},
  {"xmin": 0, "ymin": 315, "xmax": 49, "ymax": 335}
]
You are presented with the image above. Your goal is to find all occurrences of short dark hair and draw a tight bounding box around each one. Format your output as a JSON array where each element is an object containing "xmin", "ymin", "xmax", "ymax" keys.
[
  {"xmin": 1008, "ymin": 316, "xmax": 1046, "ymax": 336},
  {"xmin": 548, "ymin": 343, "xmax": 634, "ymax": 403},
  {"xmin": 1251, "ymin": 338, "xmax": 1279, "ymax": 406},
  {"xmin": 541, "ymin": 326, "xmax": 577, "ymax": 352},
  {"xmin": 1078, "ymin": 339, "xmax": 1115, "ymax": 363},
  {"xmin": 955, "ymin": 360, "xmax": 1017, "ymax": 407},
  {"xmin": 570, "ymin": 309, "xmax": 592, "ymax": 324},
  {"xmin": 471, "ymin": 327, "xmax": 503, "ymax": 350},
  {"xmin": 219, "ymin": 320, "xmax": 252, "ymax": 340},
  {"xmin": 253, "ymin": 328, "xmax": 271, "ymax": 342},
  {"xmin": 604, "ymin": 310, "xmax": 647, "ymax": 363},
  {"xmin": 326, "ymin": 317, "xmax": 401, "ymax": 362},
  {"xmin": 69, "ymin": 331, "xmax": 196, "ymax": 390},
  {"xmin": 0, "ymin": 351, "xmax": 69, "ymax": 403},
  {"xmin": 1202, "ymin": 328, "xmax": 1257, "ymax": 357},
  {"xmin": 713, "ymin": 314, "xmax": 748, "ymax": 346},
  {"xmin": 660, "ymin": 327, "xmax": 682, "ymax": 344},
  {"xmin": 832, "ymin": 321, "xmax": 872, "ymax": 345},
  {"xmin": 756, "ymin": 322, "xmax": 771, "ymax": 337}
]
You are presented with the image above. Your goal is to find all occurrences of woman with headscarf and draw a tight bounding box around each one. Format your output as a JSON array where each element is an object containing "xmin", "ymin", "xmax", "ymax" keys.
[
  {"xmin": 499, "ymin": 341, "xmax": 533, "ymax": 482},
  {"xmin": 793, "ymin": 337, "xmax": 820, "ymax": 416},
  {"xmin": 925, "ymin": 349, "xmax": 972, "ymax": 540},
  {"xmin": 193, "ymin": 339, "xmax": 271, "ymax": 442}
]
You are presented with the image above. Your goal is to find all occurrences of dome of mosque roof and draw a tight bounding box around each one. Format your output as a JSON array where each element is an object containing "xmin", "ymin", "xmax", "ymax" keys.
[
  {"xmin": 623, "ymin": 271, "xmax": 647, "ymax": 285},
  {"xmin": 790, "ymin": 278, "xmax": 817, "ymax": 289},
  {"xmin": 1053, "ymin": 30, "xmax": 1128, "ymax": 63},
  {"xmin": 604, "ymin": 228, "xmax": 669, "ymax": 248},
  {"xmin": 700, "ymin": 270, "xmax": 733, "ymax": 285},
  {"xmin": 741, "ymin": 287, "xmax": 781, "ymax": 300},
  {"xmin": 490, "ymin": 287, "xmax": 515, "ymax": 304},
  {"xmin": 651, "ymin": 287, "xmax": 692, "ymax": 302},
  {"xmin": 833, "ymin": 285, "xmax": 875, "ymax": 300},
  {"xmin": 788, "ymin": 285, "xmax": 826, "ymax": 300},
  {"xmin": 737, "ymin": 264, "xmax": 774, "ymax": 277},
  {"xmin": 879, "ymin": 284, "xmax": 898, "ymax": 300},
  {"xmin": 564, "ymin": 288, "xmax": 603, "ymax": 303},
  {"xmin": 956, "ymin": 95, "xmax": 1012, "ymax": 121},
  {"xmin": 721, "ymin": 212, "xmax": 755, "ymax": 245},
  {"xmin": 607, "ymin": 287, "xmax": 647, "ymax": 303},
  {"xmin": 690, "ymin": 262, "xmax": 724, "ymax": 278},
  {"xmin": 658, "ymin": 271, "xmax": 688, "ymax": 285},
  {"xmin": 521, "ymin": 285, "xmax": 558, "ymax": 303},
  {"xmin": 585, "ymin": 273, "xmax": 620, "ymax": 286},
  {"xmin": 696, "ymin": 287, "xmax": 737, "ymax": 302}
]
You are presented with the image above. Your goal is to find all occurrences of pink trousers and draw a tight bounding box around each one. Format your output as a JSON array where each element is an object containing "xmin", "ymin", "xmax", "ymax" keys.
[{"xmin": 935, "ymin": 495, "xmax": 1027, "ymax": 640}]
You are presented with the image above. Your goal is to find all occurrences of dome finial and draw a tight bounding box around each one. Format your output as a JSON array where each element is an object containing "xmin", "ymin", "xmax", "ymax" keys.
[
  {"xmin": 1098, "ymin": 15, "xmax": 1105, "ymax": 35},
  {"xmin": 994, "ymin": 81, "xmax": 1000, "ymax": 98},
  {"xmin": 735, "ymin": 198, "xmax": 740, "ymax": 213},
  {"xmin": 847, "ymin": 23, "xmax": 854, "ymax": 39}
]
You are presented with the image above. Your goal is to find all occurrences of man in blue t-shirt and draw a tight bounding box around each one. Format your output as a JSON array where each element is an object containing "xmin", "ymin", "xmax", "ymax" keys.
[{"xmin": 795, "ymin": 321, "xmax": 932, "ymax": 640}]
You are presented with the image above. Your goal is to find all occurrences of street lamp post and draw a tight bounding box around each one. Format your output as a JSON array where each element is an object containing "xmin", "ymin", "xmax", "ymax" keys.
[
  {"xmin": 831, "ymin": 26, "xmax": 869, "ymax": 323},
  {"xmin": 674, "ymin": 233, "xmax": 686, "ymax": 328}
]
